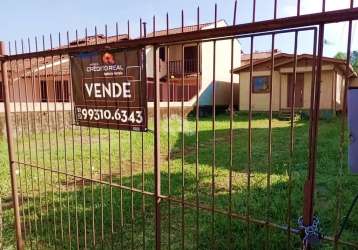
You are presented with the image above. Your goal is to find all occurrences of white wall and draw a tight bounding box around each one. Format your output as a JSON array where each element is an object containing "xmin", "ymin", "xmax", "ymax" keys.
[
  {"xmin": 200, "ymin": 20, "xmax": 241, "ymax": 106},
  {"xmin": 146, "ymin": 46, "xmax": 154, "ymax": 78}
]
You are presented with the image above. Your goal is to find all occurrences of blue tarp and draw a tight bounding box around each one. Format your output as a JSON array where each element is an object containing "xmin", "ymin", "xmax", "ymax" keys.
[{"xmin": 348, "ymin": 88, "xmax": 358, "ymax": 174}]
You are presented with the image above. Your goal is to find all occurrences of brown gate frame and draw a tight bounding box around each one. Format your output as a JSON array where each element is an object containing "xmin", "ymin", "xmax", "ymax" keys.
[{"xmin": 0, "ymin": 3, "xmax": 357, "ymax": 249}]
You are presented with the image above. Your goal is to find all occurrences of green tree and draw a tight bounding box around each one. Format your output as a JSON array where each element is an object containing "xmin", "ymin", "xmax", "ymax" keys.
[{"xmin": 334, "ymin": 51, "xmax": 358, "ymax": 73}]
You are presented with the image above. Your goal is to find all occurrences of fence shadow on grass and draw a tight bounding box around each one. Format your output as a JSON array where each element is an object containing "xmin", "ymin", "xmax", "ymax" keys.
[
  {"xmin": 169, "ymin": 119, "xmax": 311, "ymax": 176},
  {"xmin": 17, "ymin": 168, "xmax": 313, "ymax": 250},
  {"xmin": 10, "ymin": 115, "xmax": 358, "ymax": 249}
]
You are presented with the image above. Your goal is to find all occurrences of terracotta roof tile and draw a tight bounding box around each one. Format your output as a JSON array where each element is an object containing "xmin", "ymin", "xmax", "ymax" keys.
[
  {"xmin": 68, "ymin": 34, "xmax": 128, "ymax": 47},
  {"xmin": 147, "ymin": 20, "xmax": 225, "ymax": 37},
  {"xmin": 241, "ymin": 49, "xmax": 281, "ymax": 65}
]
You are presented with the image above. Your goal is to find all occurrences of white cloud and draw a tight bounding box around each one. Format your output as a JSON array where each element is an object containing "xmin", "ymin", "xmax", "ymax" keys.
[
  {"xmin": 283, "ymin": 0, "xmax": 351, "ymax": 16},
  {"xmin": 282, "ymin": 0, "xmax": 357, "ymax": 56}
]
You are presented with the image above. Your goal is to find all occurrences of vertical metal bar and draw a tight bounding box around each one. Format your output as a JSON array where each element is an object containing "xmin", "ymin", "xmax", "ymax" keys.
[
  {"xmin": 229, "ymin": 2, "xmax": 237, "ymax": 249},
  {"xmin": 116, "ymin": 22, "xmax": 119, "ymax": 42},
  {"xmin": 0, "ymin": 197, "xmax": 2, "ymax": 250},
  {"xmin": 247, "ymin": 34, "xmax": 254, "ymax": 250},
  {"xmin": 68, "ymin": 30, "xmax": 81, "ymax": 250},
  {"xmin": 65, "ymin": 31, "xmax": 77, "ymax": 248},
  {"xmin": 211, "ymin": 5, "xmax": 217, "ymax": 249},
  {"xmin": 81, "ymin": 28, "xmax": 88, "ymax": 249},
  {"xmin": 19, "ymin": 39, "xmax": 34, "ymax": 250},
  {"xmin": 127, "ymin": 20, "xmax": 130, "ymax": 39},
  {"xmin": 123, "ymin": 47, "xmax": 135, "ymax": 250},
  {"xmin": 7, "ymin": 43, "xmax": 26, "ymax": 246},
  {"xmin": 93, "ymin": 26, "xmax": 103, "ymax": 248},
  {"xmin": 308, "ymin": 29, "xmax": 318, "ymax": 171},
  {"xmin": 42, "ymin": 35, "xmax": 54, "ymax": 246},
  {"xmin": 93, "ymin": 25, "xmax": 105, "ymax": 247},
  {"xmin": 306, "ymin": 27, "xmax": 318, "ymax": 238},
  {"xmin": 58, "ymin": 32, "xmax": 72, "ymax": 249},
  {"xmin": 124, "ymin": 47, "xmax": 135, "ymax": 250},
  {"xmin": 50, "ymin": 34, "xmax": 65, "ymax": 246},
  {"xmin": 105, "ymin": 24, "xmax": 115, "ymax": 249},
  {"xmin": 335, "ymin": 13, "xmax": 353, "ymax": 248},
  {"xmin": 0, "ymin": 41, "xmax": 24, "ymax": 250},
  {"xmin": 165, "ymin": 12, "xmax": 172, "ymax": 250},
  {"xmin": 34, "ymin": 36, "xmax": 45, "ymax": 244},
  {"xmin": 303, "ymin": 24, "xmax": 325, "ymax": 244},
  {"xmin": 86, "ymin": 46, "xmax": 95, "ymax": 247},
  {"xmin": 287, "ymin": 29, "xmax": 299, "ymax": 249},
  {"xmin": 14, "ymin": 41, "xmax": 28, "ymax": 245},
  {"xmin": 266, "ymin": 3, "xmax": 277, "ymax": 249},
  {"xmin": 140, "ymin": 18, "xmax": 146, "ymax": 250},
  {"xmin": 195, "ymin": 7, "xmax": 200, "ymax": 250},
  {"xmin": 20, "ymin": 39, "xmax": 33, "ymax": 250},
  {"xmin": 180, "ymin": 10, "xmax": 185, "ymax": 250},
  {"xmin": 118, "ymin": 126, "xmax": 123, "ymax": 248},
  {"xmin": 154, "ymin": 44, "xmax": 161, "ymax": 250},
  {"xmin": 265, "ymin": 32, "xmax": 275, "ymax": 250},
  {"xmin": 247, "ymin": 2, "xmax": 256, "ymax": 248},
  {"xmin": 27, "ymin": 37, "xmax": 40, "ymax": 250},
  {"xmin": 252, "ymin": 0, "xmax": 256, "ymax": 22},
  {"xmin": 274, "ymin": 0, "xmax": 278, "ymax": 19},
  {"xmin": 66, "ymin": 30, "xmax": 79, "ymax": 249},
  {"xmin": 152, "ymin": 13, "xmax": 160, "ymax": 250}
]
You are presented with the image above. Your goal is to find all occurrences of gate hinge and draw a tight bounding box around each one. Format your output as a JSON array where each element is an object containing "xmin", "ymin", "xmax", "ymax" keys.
[{"xmin": 298, "ymin": 216, "xmax": 322, "ymax": 248}]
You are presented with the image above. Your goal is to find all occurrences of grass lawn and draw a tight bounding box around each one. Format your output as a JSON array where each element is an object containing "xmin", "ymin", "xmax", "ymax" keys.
[{"xmin": 0, "ymin": 112, "xmax": 357, "ymax": 249}]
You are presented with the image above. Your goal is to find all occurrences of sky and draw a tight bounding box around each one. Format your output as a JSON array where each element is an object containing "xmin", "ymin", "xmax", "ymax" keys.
[{"xmin": 0, "ymin": 0, "xmax": 357, "ymax": 57}]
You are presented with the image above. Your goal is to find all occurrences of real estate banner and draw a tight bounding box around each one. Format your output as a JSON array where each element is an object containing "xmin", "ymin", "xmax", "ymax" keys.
[
  {"xmin": 70, "ymin": 48, "xmax": 147, "ymax": 131},
  {"xmin": 348, "ymin": 87, "xmax": 358, "ymax": 173}
]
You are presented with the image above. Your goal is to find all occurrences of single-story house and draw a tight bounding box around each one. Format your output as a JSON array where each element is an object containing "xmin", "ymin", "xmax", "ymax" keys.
[
  {"xmin": 233, "ymin": 52, "xmax": 357, "ymax": 113},
  {"xmin": 0, "ymin": 34, "xmax": 129, "ymax": 113}
]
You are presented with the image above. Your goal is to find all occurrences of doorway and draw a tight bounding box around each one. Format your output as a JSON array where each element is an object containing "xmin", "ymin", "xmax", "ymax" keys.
[{"xmin": 287, "ymin": 73, "xmax": 304, "ymax": 107}]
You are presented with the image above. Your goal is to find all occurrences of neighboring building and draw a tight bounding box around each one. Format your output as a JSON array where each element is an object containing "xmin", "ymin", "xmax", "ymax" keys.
[
  {"xmin": 0, "ymin": 21, "xmax": 241, "ymax": 115},
  {"xmin": 145, "ymin": 20, "xmax": 241, "ymax": 113},
  {"xmin": 233, "ymin": 52, "xmax": 357, "ymax": 113},
  {"xmin": 0, "ymin": 34, "xmax": 129, "ymax": 113}
]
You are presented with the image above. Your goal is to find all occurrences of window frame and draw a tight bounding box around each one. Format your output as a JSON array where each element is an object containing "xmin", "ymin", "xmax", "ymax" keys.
[
  {"xmin": 252, "ymin": 76, "xmax": 270, "ymax": 94},
  {"xmin": 55, "ymin": 80, "xmax": 70, "ymax": 102},
  {"xmin": 159, "ymin": 47, "xmax": 166, "ymax": 61},
  {"xmin": 183, "ymin": 45, "xmax": 199, "ymax": 74},
  {"xmin": 40, "ymin": 80, "xmax": 48, "ymax": 102}
]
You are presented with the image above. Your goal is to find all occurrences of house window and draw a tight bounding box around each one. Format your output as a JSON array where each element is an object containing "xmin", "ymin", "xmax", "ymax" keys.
[
  {"xmin": 55, "ymin": 80, "xmax": 69, "ymax": 102},
  {"xmin": 252, "ymin": 76, "xmax": 270, "ymax": 93},
  {"xmin": 40, "ymin": 80, "xmax": 48, "ymax": 102},
  {"xmin": 0, "ymin": 82, "xmax": 4, "ymax": 102},
  {"xmin": 159, "ymin": 47, "xmax": 165, "ymax": 61},
  {"xmin": 184, "ymin": 46, "xmax": 198, "ymax": 73}
]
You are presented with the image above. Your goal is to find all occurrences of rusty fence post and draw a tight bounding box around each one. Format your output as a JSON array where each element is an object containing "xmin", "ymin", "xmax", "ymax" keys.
[
  {"xmin": 302, "ymin": 24, "xmax": 325, "ymax": 248},
  {"xmin": 153, "ymin": 45, "xmax": 161, "ymax": 250},
  {"xmin": 0, "ymin": 42, "xmax": 24, "ymax": 250}
]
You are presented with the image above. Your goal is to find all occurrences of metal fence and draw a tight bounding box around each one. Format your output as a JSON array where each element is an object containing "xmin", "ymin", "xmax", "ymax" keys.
[
  {"xmin": 0, "ymin": 0, "xmax": 358, "ymax": 249},
  {"xmin": 0, "ymin": 198, "xmax": 2, "ymax": 250}
]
